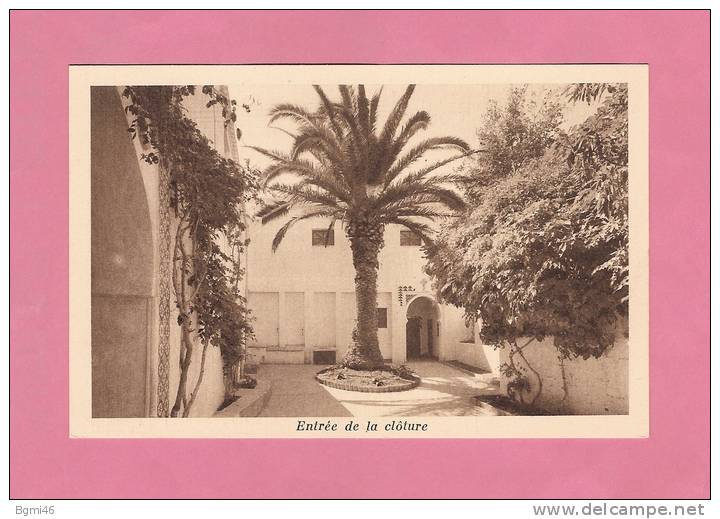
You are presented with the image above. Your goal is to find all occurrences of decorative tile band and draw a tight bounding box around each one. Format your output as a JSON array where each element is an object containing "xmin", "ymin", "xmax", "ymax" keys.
[{"xmin": 156, "ymin": 166, "xmax": 172, "ymax": 418}]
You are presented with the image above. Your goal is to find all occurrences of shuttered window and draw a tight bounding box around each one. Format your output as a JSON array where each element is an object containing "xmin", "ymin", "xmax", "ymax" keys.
[
  {"xmin": 377, "ymin": 307, "xmax": 388, "ymax": 328},
  {"xmin": 312, "ymin": 229, "xmax": 335, "ymax": 246}
]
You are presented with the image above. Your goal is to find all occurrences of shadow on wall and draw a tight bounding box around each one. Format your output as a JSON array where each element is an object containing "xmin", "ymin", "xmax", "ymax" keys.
[
  {"xmin": 90, "ymin": 86, "xmax": 154, "ymax": 418},
  {"xmin": 498, "ymin": 331, "xmax": 630, "ymax": 415}
]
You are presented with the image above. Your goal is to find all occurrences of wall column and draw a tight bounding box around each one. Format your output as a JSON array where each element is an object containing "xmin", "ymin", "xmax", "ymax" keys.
[{"xmin": 391, "ymin": 294, "xmax": 407, "ymax": 364}]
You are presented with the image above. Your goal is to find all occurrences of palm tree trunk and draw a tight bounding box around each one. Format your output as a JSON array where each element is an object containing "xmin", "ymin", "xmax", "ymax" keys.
[{"xmin": 342, "ymin": 229, "xmax": 386, "ymax": 370}]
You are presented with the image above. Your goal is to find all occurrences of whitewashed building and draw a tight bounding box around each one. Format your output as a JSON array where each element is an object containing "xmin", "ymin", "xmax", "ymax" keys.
[
  {"xmin": 243, "ymin": 211, "xmax": 496, "ymax": 370},
  {"xmin": 243, "ymin": 210, "xmax": 630, "ymax": 416}
]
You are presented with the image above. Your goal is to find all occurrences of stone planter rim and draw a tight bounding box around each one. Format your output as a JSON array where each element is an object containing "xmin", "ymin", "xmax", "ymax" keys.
[{"xmin": 315, "ymin": 366, "xmax": 421, "ymax": 393}]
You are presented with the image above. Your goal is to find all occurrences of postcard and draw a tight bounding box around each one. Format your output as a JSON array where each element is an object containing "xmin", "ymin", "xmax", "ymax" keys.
[{"xmin": 68, "ymin": 64, "xmax": 649, "ymax": 438}]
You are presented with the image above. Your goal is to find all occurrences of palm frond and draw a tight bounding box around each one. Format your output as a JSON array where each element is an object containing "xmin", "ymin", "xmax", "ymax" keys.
[
  {"xmin": 312, "ymin": 85, "xmax": 345, "ymax": 139},
  {"xmin": 389, "ymin": 150, "xmax": 478, "ymax": 188},
  {"xmin": 295, "ymin": 175, "xmax": 352, "ymax": 204},
  {"xmin": 291, "ymin": 129, "xmax": 344, "ymax": 165},
  {"xmin": 267, "ymin": 183, "xmax": 347, "ymax": 210},
  {"xmin": 386, "ymin": 217, "xmax": 436, "ymax": 246},
  {"xmin": 382, "ymin": 205, "xmax": 456, "ymax": 220},
  {"xmin": 415, "ymin": 188, "xmax": 466, "ymax": 212},
  {"xmin": 267, "ymin": 125, "xmax": 298, "ymax": 140},
  {"xmin": 246, "ymin": 146, "xmax": 294, "ymax": 164},
  {"xmin": 394, "ymin": 110, "xmax": 431, "ymax": 147},
  {"xmin": 337, "ymin": 85, "xmax": 366, "ymax": 152},
  {"xmin": 383, "ymin": 136, "xmax": 470, "ymax": 186},
  {"xmin": 271, "ymin": 208, "xmax": 339, "ymax": 252},
  {"xmin": 255, "ymin": 144, "xmax": 350, "ymax": 200},
  {"xmin": 253, "ymin": 146, "xmax": 336, "ymax": 192},
  {"xmin": 374, "ymin": 181, "xmax": 467, "ymax": 213},
  {"xmin": 338, "ymin": 85, "xmax": 357, "ymax": 114},
  {"xmin": 379, "ymin": 84, "xmax": 415, "ymax": 146},
  {"xmin": 256, "ymin": 200, "xmax": 291, "ymax": 224},
  {"xmin": 357, "ymin": 85, "xmax": 370, "ymax": 135},
  {"xmin": 368, "ymin": 87, "xmax": 382, "ymax": 132},
  {"xmin": 262, "ymin": 160, "xmax": 314, "ymax": 187},
  {"xmin": 260, "ymin": 84, "xmax": 470, "ymax": 235},
  {"xmin": 262, "ymin": 161, "xmax": 351, "ymax": 202},
  {"xmin": 324, "ymin": 217, "xmax": 337, "ymax": 247},
  {"xmin": 386, "ymin": 169, "xmax": 466, "ymax": 191},
  {"xmin": 268, "ymin": 103, "xmax": 319, "ymax": 127}
]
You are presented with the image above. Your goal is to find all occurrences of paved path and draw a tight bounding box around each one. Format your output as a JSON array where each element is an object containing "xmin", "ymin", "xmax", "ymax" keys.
[
  {"xmin": 257, "ymin": 364, "xmax": 352, "ymax": 417},
  {"xmin": 257, "ymin": 360, "xmax": 499, "ymax": 417}
]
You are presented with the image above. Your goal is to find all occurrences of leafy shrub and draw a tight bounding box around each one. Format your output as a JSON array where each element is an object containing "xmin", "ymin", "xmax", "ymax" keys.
[{"xmin": 426, "ymin": 85, "xmax": 629, "ymax": 405}]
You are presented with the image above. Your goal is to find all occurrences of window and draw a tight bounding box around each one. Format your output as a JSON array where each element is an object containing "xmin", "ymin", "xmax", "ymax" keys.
[
  {"xmin": 377, "ymin": 307, "xmax": 388, "ymax": 328},
  {"xmin": 312, "ymin": 228, "xmax": 334, "ymax": 246},
  {"xmin": 313, "ymin": 350, "xmax": 337, "ymax": 365},
  {"xmin": 400, "ymin": 230, "xmax": 422, "ymax": 246}
]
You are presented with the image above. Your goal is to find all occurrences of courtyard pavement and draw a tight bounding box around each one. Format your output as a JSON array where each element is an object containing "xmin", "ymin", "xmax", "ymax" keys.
[{"xmin": 257, "ymin": 360, "xmax": 499, "ymax": 417}]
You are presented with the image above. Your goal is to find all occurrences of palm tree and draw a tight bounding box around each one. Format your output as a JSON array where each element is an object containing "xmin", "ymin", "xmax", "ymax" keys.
[{"xmin": 251, "ymin": 84, "xmax": 472, "ymax": 370}]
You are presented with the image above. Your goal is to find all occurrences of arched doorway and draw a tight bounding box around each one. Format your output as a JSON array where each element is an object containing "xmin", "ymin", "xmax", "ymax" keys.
[{"xmin": 405, "ymin": 296, "xmax": 440, "ymax": 360}]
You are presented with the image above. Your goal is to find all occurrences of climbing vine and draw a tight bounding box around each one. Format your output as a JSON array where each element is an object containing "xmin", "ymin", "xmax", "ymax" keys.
[{"xmin": 123, "ymin": 85, "xmax": 258, "ymax": 417}]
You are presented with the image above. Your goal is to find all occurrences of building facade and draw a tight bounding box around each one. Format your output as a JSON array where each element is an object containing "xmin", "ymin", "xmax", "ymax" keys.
[
  {"xmin": 243, "ymin": 212, "xmax": 494, "ymax": 370},
  {"xmin": 243, "ymin": 180, "xmax": 629, "ymax": 416}
]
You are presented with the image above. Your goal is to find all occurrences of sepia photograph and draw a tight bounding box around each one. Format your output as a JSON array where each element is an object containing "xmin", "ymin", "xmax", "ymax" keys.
[
  {"xmin": 70, "ymin": 65, "xmax": 648, "ymax": 437},
  {"xmin": 12, "ymin": 8, "xmax": 709, "ymax": 504}
]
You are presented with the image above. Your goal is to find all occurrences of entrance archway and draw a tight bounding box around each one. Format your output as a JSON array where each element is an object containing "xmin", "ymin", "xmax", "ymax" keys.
[{"xmin": 405, "ymin": 296, "xmax": 440, "ymax": 360}]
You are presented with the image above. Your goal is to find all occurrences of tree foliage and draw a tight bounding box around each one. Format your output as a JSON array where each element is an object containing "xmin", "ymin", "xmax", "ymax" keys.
[
  {"xmin": 122, "ymin": 85, "xmax": 257, "ymax": 416},
  {"xmin": 460, "ymin": 86, "xmax": 563, "ymax": 202},
  {"xmin": 425, "ymin": 84, "xmax": 628, "ymax": 405},
  {"xmin": 253, "ymin": 84, "xmax": 473, "ymax": 369}
]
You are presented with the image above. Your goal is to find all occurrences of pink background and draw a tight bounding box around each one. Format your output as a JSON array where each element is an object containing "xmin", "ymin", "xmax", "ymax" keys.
[{"xmin": 10, "ymin": 10, "xmax": 709, "ymax": 498}]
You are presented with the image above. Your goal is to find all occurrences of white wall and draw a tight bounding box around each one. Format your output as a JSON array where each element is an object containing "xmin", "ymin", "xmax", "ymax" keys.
[
  {"xmin": 377, "ymin": 291, "xmax": 393, "ymax": 359},
  {"xmin": 450, "ymin": 319, "xmax": 500, "ymax": 373},
  {"xmin": 246, "ymin": 214, "xmax": 433, "ymax": 294},
  {"xmin": 283, "ymin": 292, "xmax": 305, "ymax": 346},
  {"xmin": 167, "ymin": 333, "xmax": 226, "ymax": 418},
  {"xmin": 338, "ymin": 292, "xmax": 356, "ymax": 358},
  {"xmin": 245, "ymin": 211, "xmax": 449, "ymax": 364},
  {"xmin": 166, "ymin": 215, "xmax": 227, "ymax": 417},
  {"xmin": 496, "ymin": 331, "xmax": 629, "ymax": 415},
  {"xmin": 248, "ymin": 292, "xmax": 279, "ymax": 347},
  {"xmin": 311, "ymin": 292, "xmax": 336, "ymax": 348}
]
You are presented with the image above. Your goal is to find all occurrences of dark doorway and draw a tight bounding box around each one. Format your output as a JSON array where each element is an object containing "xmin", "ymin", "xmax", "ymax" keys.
[
  {"xmin": 405, "ymin": 296, "xmax": 440, "ymax": 360},
  {"xmin": 406, "ymin": 317, "xmax": 422, "ymax": 359}
]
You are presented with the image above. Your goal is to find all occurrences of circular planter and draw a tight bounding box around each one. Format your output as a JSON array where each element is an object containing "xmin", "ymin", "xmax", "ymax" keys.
[{"xmin": 315, "ymin": 366, "xmax": 421, "ymax": 393}]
